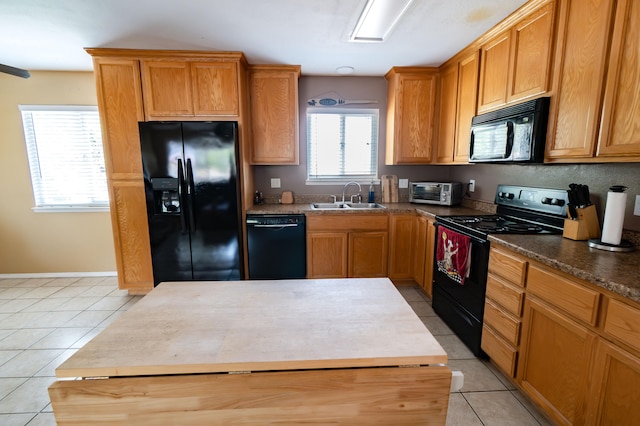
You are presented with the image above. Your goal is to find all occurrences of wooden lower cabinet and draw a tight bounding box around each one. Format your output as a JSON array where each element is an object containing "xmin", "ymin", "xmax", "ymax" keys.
[
  {"xmin": 306, "ymin": 214, "xmax": 388, "ymax": 279},
  {"xmin": 411, "ymin": 216, "xmax": 435, "ymax": 296},
  {"xmin": 585, "ymin": 339, "xmax": 640, "ymax": 425},
  {"xmin": 388, "ymin": 213, "xmax": 416, "ymax": 280},
  {"xmin": 306, "ymin": 232, "xmax": 348, "ymax": 278},
  {"xmin": 518, "ymin": 297, "xmax": 596, "ymax": 425},
  {"xmin": 349, "ymin": 232, "xmax": 388, "ymax": 278}
]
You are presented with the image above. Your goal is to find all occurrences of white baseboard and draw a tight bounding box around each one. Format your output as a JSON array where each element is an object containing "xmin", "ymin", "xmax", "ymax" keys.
[{"xmin": 0, "ymin": 271, "xmax": 117, "ymax": 279}]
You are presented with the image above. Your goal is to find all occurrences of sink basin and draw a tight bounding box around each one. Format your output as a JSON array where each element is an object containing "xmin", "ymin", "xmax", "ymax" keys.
[
  {"xmin": 344, "ymin": 202, "xmax": 386, "ymax": 209},
  {"xmin": 310, "ymin": 202, "xmax": 348, "ymax": 209},
  {"xmin": 309, "ymin": 202, "xmax": 385, "ymax": 210}
]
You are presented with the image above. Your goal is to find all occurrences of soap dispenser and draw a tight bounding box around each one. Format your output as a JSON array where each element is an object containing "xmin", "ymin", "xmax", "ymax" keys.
[{"xmin": 368, "ymin": 181, "xmax": 375, "ymax": 203}]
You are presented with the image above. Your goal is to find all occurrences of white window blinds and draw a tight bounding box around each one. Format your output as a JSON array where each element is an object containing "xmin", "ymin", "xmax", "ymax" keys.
[
  {"xmin": 19, "ymin": 105, "xmax": 109, "ymax": 211},
  {"xmin": 307, "ymin": 108, "xmax": 378, "ymax": 183}
]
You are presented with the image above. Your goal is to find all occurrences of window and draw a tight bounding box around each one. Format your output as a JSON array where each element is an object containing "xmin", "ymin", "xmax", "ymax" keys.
[
  {"xmin": 19, "ymin": 105, "xmax": 109, "ymax": 212},
  {"xmin": 306, "ymin": 108, "xmax": 378, "ymax": 183}
]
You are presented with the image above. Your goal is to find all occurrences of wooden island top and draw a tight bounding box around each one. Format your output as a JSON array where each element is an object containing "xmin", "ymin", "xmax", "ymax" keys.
[{"xmin": 50, "ymin": 278, "xmax": 452, "ymax": 425}]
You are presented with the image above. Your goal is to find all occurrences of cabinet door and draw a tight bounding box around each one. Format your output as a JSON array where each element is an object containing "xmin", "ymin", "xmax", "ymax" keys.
[
  {"xmin": 546, "ymin": 0, "xmax": 615, "ymax": 160},
  {"xmin": 422, "ymin": 218, "xmax": 435, "ymax": 297},
  {"xmin": 142, "ymin": 60, "xmax": 193, "ymax": 117},
  {"xmin": 478, "ymin": 31, "xmax": 511, "ymax": 113},
  {"xmin": 385, "ymin": 69, "xmax": 438, "ymax": 164},
  {"xmin": 93, "ymin": 58, "xmax": 145, "ymax": 179},
  {"xmin": 413, "ymin": 216, "xmax": 427, "ymax": 286},
  {"xmin": 306, "ymin": 232, "xmax": 348, "ymax": 278},
  {"xmin": 249, "ymin": 66, "xmax": 300, "ymax": 164},
  {"xmin": 597, "ymin": 0, "xmax": 640, "ymax": 158},
  {"xmin": 509, "ymin": 3, "xmax": 555, "ymax": 102},
  {"xmin": 518, "ymin": 297, "xmax": 596, "ymax": 425},
  {"xmin": 349, "ymin": 231, "xmax": 388, "ymax": 278},
  {"xmin": 454, "ymin": 51, "xmax": 479, "ymax": 163},
  {"xmin": 388, "ymin": 214, "xmax": 416, "ymax": 280},
  {"xmin": 191, "ymin": 61, "xmax": 239, "ymax": 116},
  {"xmin": 435, "ymin": 63, "xmax": 458, "ymax": 163},
  {"xmin": 109, "ymin": 181, "xmax": 154, "ymax": 293},
  {"xmin": 585, "ymin": 339, "xmax": 640, "ymax": 425}
]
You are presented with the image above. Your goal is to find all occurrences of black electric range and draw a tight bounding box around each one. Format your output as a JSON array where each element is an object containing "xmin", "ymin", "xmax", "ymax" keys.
[{"xmin": 432, "ymin": 185, "xmax": 569, "ymax": 356}]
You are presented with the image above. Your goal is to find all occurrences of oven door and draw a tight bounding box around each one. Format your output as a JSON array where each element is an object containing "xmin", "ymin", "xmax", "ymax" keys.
[{"xmin": 431, "ymin": 223, "xmax": 490, "ymax": 356}]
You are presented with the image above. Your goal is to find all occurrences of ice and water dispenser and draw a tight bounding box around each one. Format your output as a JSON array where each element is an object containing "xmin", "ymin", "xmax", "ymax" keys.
[{"xmin": 151, "ymin": 178, "xmax": 181, "ymax": 214}]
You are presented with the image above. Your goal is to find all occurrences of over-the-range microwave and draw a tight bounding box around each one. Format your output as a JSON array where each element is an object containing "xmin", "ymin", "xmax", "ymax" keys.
[{"xmin": 409, "ymin": 182, "xmax": 463, "ymax": 206}]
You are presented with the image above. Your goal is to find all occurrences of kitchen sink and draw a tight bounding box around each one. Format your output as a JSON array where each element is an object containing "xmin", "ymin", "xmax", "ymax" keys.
[
  {"xmin": 309, "ymin": 202, "xmax": 385, "ymax": 210},
  {"xmin": 344, "ymin": 202, "xmax": 385, "ymax": 209}
]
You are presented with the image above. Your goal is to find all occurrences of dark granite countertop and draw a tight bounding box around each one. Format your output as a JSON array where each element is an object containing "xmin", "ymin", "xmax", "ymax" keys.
[
  {"xmin": 246, "ymin": 202, "xmax": 639, "ymax": 303},
  {"xmin": 488, "ymin": 234, "xmax": 640, "ymax": 303}
]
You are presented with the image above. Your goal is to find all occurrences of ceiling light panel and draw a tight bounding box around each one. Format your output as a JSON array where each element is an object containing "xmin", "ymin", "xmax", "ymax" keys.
[{"xmin": 350, "ymin": 0, "xmax": 415, "ymax": 43}]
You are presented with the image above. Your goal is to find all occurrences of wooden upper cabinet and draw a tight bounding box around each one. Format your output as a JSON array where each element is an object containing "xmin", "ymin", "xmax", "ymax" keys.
[
  {"xmin": 249, "ymin": 65, "xmax": 301, "ymax": 165},
  {"xmin": 191, "ymin": 61, "xmax": 239, "ymax": 116},
  {"xmin": 597, "ymin": 0, "xmax": 640, "ymax": 159},
  {"xmin": 435, "ymin": 63, "xmax": 458, "ymax": 163},
  {"xmin": 546, "ymin": 0, "xmax": 615, "ymax": 160},
  {"xmin": 478, "ymin": 2, "xmax": 555, "ymax": 114},
  {"xmin": 385, "ymin": 67, "xmax": 438, "ymax": 164},
  {"xmin": 92, "ymin": 58, "xmax": 145, "ymax": 179},
  {"xmin": 454, "ymin": 51, "xmax": 479, "ymax": 163},
  {"xmin": 478, "ymin": 30, "xmax": 512, "ymax": 113},
  {"xmin": 509, "ymin": 3, "xmax": 555, "ymax": 102},
  {"xmin": 141, "ymin": 59, "xmax": 239, "ymax": 119}
]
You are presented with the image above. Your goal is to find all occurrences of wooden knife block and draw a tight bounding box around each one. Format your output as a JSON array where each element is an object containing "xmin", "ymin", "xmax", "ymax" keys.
[{"xmin": 563, "ymin": 205, "xmax": 601, "ymax": 241}]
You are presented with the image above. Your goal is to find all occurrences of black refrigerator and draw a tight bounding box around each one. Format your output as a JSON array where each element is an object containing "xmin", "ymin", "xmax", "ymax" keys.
[{"xmin": 139, "ymin": 121, "xmax": 243, "ymax": 285}]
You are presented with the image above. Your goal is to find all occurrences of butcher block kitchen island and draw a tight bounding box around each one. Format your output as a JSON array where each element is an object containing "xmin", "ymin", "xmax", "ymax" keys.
[{"xmin": 48, "ymin": 278, "xmax": 451, "ymax": 425}]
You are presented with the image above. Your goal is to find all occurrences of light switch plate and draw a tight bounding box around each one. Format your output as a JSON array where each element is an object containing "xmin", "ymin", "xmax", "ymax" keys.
[
  {"xmin": 399, "ymin": 179, "xmax": 409, "ymax": 189},
  {"xmin": 634, "ymin": 195, "xmax": 640, "ymax": 216},
  {"xmin": 270, "ymin": 178, "xmax": 281, "ymax": 188}
]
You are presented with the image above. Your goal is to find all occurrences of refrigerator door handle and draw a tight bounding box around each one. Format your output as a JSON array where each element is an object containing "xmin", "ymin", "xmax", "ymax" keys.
[
  {"xmin": 186, "ymin": 158, "xmax": 196, "ymax": 233},
  {"xmin": 177, "ymin": 159, "xmax": 187, "ymax": 234}
]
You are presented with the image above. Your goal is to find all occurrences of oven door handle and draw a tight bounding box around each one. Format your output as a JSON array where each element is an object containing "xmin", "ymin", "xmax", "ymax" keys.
[{"xmin": 434, "ymin": 222, "xmax": 488, "ymax": 245}]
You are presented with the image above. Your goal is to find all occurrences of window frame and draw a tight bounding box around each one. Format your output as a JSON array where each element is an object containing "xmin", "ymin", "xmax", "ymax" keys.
[
  {"xmin": 19, "ymin": 105, "xmax": 109, "ymax": 213},
  {"xmin": 305, "ymin": 107, "xmax": 379, "ymax": 185}
]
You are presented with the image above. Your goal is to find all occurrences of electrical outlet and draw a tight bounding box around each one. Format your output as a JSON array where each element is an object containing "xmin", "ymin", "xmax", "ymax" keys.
[
  {"xmin": 270, "ymin": 178, "xmax": 281, "ymax": 188},
  {"xmin": 469, "ymin": 179, "xmax": 476, "ymax": 192},
  {"xmin": 634, "ymin": 195, "xmax": 640, "ymax": 216},
  {"xmin": 399, "ymin": 179, "xmax": 409, "ymax": 189}
]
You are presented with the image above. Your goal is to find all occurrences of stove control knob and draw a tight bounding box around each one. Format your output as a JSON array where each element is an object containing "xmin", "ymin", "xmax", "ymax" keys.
[
  {"xmin": 542, "ymin": 197, "xmax": 565, "ymax": 206},
  {"xmin": 498, "ymin": 192, "xmax": 514, "ymax": 199}
]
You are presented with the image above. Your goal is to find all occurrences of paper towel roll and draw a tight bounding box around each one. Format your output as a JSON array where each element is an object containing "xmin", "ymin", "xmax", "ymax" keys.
[{"xmin": 601, "ymin": 186, "xmax": 627, "ymax": 245}]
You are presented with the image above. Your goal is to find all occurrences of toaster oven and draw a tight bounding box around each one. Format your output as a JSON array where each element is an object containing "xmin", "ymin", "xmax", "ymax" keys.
[{"xmin": 409, "ymin": 182, "xmax": 463, "ymax": 206}]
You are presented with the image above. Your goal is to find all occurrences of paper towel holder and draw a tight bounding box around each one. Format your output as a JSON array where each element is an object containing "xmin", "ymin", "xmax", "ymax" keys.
[
  {"xmin": 588, "ymin": 185, "xmax": 634, "ymax": 252},
  {"xmin": 588, "ymin": 238, "xmax": 634, "ymax": 252}
]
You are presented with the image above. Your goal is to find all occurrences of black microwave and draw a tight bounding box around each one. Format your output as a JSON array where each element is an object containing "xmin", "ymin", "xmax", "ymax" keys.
[{"xmin": 469, "ymin": 97, "xmax": 550, "ymax": 163}]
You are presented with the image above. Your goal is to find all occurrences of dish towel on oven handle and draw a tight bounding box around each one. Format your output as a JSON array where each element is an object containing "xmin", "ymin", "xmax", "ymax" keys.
[{"xmin": 436, "ymin": 226, "xmax": 472, "ymax": 285}]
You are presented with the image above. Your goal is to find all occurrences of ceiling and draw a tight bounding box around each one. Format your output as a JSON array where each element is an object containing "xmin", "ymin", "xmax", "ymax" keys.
[{"xmin": 0, "ymin": 0, "xmax": 529, "ymax": 76}]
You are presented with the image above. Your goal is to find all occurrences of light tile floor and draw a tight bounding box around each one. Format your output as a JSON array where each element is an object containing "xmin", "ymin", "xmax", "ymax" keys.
[{"xmin": 0, "ymin": 277, "xmax": 552, "ymax": 425}]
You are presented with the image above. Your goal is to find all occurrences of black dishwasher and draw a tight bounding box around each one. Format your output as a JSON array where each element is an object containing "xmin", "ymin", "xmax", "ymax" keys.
[{"xmin": 246, "ymin": 214, "xmax": 306, "ymax": 279}]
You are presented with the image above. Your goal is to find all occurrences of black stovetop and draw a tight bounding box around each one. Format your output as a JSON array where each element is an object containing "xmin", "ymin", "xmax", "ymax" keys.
[{"xmin": 436, "ymin": 184, "xmax": 569, "ymax": 238}]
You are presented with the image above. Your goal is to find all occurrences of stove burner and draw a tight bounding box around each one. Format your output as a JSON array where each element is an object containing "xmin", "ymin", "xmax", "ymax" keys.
[
  {"xmin": 450, "ymin": 216, "xmax": 482, "ymax": 224},
  {"xmin": 476, "ymin": 224, "xmax": 544, "ymax": 233}
]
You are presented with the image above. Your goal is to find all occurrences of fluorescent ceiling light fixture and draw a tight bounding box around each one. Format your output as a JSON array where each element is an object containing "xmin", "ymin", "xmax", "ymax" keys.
[{"xmin": 350, "ymin": 0, "xmax": 415, "ymax": 42}]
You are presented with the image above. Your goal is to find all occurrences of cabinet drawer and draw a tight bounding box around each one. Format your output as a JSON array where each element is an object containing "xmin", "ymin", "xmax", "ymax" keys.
[
  {"xmin": 604, "ymin": 299, "xmax": 640, "ymax": 353},
  {"xmin": 527, "ymin": 266, "xmax": 600, "ymax": 326},
  {"xmin": 306, "ymin": 214, "xmax": 388, "ymax": 232},
  {"xmin": 488, "ymin": 248, "xmax": 527, "ymax": 286},
  {"xmin": 484, "ymin": 299, "xmax": 521, "ymax": 345},
  {"xmin": 481, "ymin": 325, "xmax": 517, "ymax": 377},
  {"xmin": 486, "ymin": 273, "xmax": 525, "ymax": 316}
]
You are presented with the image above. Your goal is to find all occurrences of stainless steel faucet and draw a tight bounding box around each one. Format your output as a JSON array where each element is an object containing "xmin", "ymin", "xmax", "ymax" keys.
[{"xmin": 342, "ymin": 181, "xmax": 361, "ymax": 204}]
